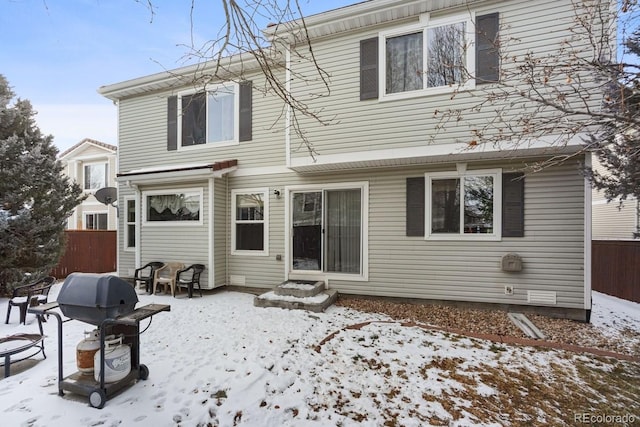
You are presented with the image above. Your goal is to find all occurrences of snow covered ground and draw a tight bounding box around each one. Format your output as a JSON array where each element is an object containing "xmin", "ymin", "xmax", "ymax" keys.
[{"xmin": 0, "ymin": 284, "xmax": 638, "ymax": 426}]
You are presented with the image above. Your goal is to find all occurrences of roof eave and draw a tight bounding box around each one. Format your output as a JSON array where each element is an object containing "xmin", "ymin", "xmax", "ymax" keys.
[
  {"xmin": 99, "ymin": 51, "xmax": 279, "ymax": 101},
  {"xmin": 264, "ymin": 0, "xmax": 484, "ymax": 41}
]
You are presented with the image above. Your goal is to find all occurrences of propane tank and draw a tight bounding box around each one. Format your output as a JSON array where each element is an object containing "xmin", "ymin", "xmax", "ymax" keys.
[
  {"xmin": 76, "ymin": 329, "xmax": 100, "ymax": 374},
  {"xmin": 94, "ymin": 335, "xmax": 131, "ymax": 383}
]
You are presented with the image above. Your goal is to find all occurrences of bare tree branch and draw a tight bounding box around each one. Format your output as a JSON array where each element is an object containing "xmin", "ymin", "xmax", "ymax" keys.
[
  {"xmin": 430, "ymin": 0, "xmax": 638, "ymax": 186},
  {"xmin": 166, "ymin": 0, "xmax": 335, "ymax": 159}
]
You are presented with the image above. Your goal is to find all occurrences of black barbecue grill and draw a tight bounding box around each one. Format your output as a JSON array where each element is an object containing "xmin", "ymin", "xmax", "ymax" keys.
[
  {"xmin": 29, "ymin": 273, "xmax": 170, "ymax": 409},
  {"xmin": 57, "ymin": 274, "xmax": 139, "ymax": 325}
]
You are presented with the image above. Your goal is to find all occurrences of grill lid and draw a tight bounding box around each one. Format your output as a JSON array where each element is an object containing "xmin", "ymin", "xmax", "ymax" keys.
[{"xmin": 57, "ymin": 273, "xmax": 139, "ymax": 325}]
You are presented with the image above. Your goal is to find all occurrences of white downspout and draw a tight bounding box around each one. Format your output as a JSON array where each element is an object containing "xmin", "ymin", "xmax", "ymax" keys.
[
  {"xmin": 134, "ymin": 184, "xmax": 141, "ymax": 269},
  {"xmin": 285, "ymin": 44, "xmax": 292, "ymax": 168},
  {"xmin": 633, "ymin": 199, "xmax": 640, "ymax": 239},
  {"xmin": 225, "ymin": 175, "xmax": 230, "ymax": 286},
  {"xmin": 209, "ymin": 177, "xmax": 214, "ymax": 289},
  {"xmin": 584, "ymin": 154, "xmax": 592, "ymax": 315}
]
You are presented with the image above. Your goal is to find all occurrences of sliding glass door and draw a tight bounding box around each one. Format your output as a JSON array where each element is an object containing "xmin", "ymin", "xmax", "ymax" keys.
[
  {"xmin": 292, "ymin": 192, "xmax": 322, "ymax": 271},
  {"xmin": 292, "ymin": 188, "xmax": 362, "ymax": 274}
]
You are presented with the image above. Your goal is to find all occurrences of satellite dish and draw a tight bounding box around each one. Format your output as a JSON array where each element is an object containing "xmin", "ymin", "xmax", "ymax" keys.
[{"xmin": 94, "ymin": 187, "xmax": 117, "ymax": 207}]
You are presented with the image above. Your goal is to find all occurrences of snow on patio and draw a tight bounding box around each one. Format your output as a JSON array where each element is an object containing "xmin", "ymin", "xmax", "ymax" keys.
[{"xmin": 0, "ymin": 284, "xmax": 638, "ymax": 426}]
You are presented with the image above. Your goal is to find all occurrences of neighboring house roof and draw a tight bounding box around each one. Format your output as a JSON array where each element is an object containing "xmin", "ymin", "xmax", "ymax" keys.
[{"xmin": 59, "ymin": 138, "xmax": 117, "ymax": 160}]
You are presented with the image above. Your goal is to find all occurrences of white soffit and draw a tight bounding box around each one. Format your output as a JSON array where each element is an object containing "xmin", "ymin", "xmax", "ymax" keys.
[{"xmin": 266, "ymin": 0, "xmax": 485, "ymax": 40}]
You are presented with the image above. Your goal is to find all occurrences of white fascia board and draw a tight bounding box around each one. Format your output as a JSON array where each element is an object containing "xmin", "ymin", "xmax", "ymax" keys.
[
  {"xmin": 116, "ymin": 165, "xmax": 216, "ymax": 186},
  {"xmin": 99, "ymin": 51, "xmax": 280, "ymax": 101},
  {"xmin": 290, "ymin": 137, "xmax": 586, "ymax": 172},
  {"xmin": 263, "ymin": 0, "xmax": 479, "ymax": 41}
]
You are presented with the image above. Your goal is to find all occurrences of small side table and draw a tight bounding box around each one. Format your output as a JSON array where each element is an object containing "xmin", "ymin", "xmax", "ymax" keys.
[{"xmin": 0, "ymin": 333, "xmax": 46, "ymax": 378}]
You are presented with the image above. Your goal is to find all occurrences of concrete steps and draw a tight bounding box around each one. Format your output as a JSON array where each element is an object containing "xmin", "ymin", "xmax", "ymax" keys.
[{"xmin": 254, "ymin": 280, "xmax": 338, "ymax": 313}]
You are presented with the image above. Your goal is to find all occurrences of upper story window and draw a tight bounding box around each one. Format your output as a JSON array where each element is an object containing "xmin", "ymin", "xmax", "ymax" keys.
[
  {"xmin": 360, "ymin": 13, "xmax": 499, "ymax": 101},
  {"xmin": 381, "ymin": 15, "xmax": 474, "ymax": 99},
  {"xmin": 180, "ymin": 84, "xmax": 237, "ymax": 147},
  {"xmin": 167, "ymin": 81, "xmax": 252, "ymax": 151},
  {"xmin": 84, "ymin": 163, "xmax": 108, "ymax": 190}
]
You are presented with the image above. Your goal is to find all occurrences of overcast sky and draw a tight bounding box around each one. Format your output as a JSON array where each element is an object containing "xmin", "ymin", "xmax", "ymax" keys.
[{"xmin": 0, "ymin": 0, "xmax": 355, "ymax": 153}]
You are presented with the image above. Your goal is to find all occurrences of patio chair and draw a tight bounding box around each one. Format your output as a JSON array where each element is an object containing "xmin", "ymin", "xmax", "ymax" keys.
[
  {"xmin": 175, "ymin": 264, "xmax": 205, "ymax": 298},
  {"xmin": 134, "ymin": 262, "xmax": 164, "ymax": 293},
  {"xmin": 153, "ymin": 262, "xmax": 184, "ymax": 296},
  {"xmin": 5, "ymin": 276, "xmax": 56, "ymax": 326}
]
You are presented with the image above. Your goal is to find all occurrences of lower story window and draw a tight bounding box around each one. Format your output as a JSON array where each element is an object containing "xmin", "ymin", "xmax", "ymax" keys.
[
  {"xmin": 85, "ymin": 213, "xmax": 107, "ymax": 230},
  {"xmin": 426, "ymin": 170, "xmax": 501, "ymax": 240},
  {"xmin": 232, "ymin": 188, "xmax": 269, "ymax": 255},
  {"xmin": 143, "ymin": 189, "xmax": 202, "ymax": 224},
  {"xmin": 125, "ymin": 198, "xmax": 136, "ymax": 249}
]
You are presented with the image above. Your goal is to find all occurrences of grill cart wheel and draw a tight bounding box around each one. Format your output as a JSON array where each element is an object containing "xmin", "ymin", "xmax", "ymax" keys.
[
  {"xmin": 89, "ymin": 389, "xmax": 106, "ymax": 409},
  {"xmin": 139, "ymin": 364, "xmax": 149, "ymax": 380}
]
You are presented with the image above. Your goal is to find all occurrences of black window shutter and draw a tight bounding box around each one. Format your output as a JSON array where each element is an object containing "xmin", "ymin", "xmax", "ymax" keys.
[
  {"xmin": 239, "ymin": 81, "xmax": 252, "ymax": 142},
  {"xmin": 360, "ymin": 37, "xmax": 378, "ymax": 100},
  {"xmin": 167, "ymin": 95, "xmax": 178, "ymax": 151},
  {"xmin": 502, "ymin": 173, "xmax": 525, "ymax": 237},
  {"xmin": 476, "ymin": 13, "xmax": 500, "ymax": 83},
  {"xmin": 406, "ymin": 177, "xmax": 425, "ymax": 236}
]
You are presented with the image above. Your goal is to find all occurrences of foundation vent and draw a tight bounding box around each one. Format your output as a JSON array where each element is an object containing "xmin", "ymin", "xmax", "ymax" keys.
[{"xmin": 527, "ymin": 290, "xmax": 557, "ymax": 305}]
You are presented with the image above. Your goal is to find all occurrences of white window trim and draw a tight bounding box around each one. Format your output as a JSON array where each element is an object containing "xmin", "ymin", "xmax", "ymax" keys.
[
  {"xmin": 379, "ymin": 12, "xmax": 476, "ymax": 102},
  {"xmin": 176, "ymin": 82, "xmax": 240, "ymax": 150},
  {"xmin": 83, "ymin": 211, "xmax": 108, "ymax": 230},
  {"xmin": 124, "ymin": 197, "xmax": 136, "ymax": 252},
  {"xmin": 142, "ymin": 187, "xmax": 204, "ymax": 226},
  {"xmin": 83, "ymin": 161, "xmax": 109, "ymax": 191},
  {"xmin": 284, "ymin": 181, "xmax": 369, "ymax": 282},
  {"xmin": 425, "ymin": 168, "xmax": 502, "ymax": 241},
  {"xmin": 231, "ymin": 188, "xmax": 269, "ymax": 257}
]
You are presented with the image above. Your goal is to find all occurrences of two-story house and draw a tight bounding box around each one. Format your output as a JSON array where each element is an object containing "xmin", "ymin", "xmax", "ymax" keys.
[
  {"xmin": 59, "ymin": 138, "xmax": 118, "ymax": 230},
  {"xmin": 99, "ymin": 0, "xmax": 602, "ymax": 321}
]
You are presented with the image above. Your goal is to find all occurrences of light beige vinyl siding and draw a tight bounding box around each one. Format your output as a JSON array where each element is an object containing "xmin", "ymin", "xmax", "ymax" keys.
[
  {"xmin": 224, "ymin": 159, "xmax": 586, "ymax": 309},
  {"xmin": 591, "ymin": 155, "xmax": 638, "ymax": 239},
  {"xmin": 117, "ymin": 73, "xmax": 286, "ymax": 174},
  {"xmin": 117, "ymin": 185, "xmax": 136, "ymax": 277},
  {"xmin": 288, "ymin": 0, "xmax": 600, "ymax": 160},
  {"xmin": 348, "ymin": 162, "xmax": 585, "ymax": 309},
  {"xmin": 226, "ymin": 173, "xmax": 290, "ymax": 288},
  {"xmin": 139, "ymin": 182, "xmax": 210, "ymax": 288},
  {"xmin": 214, "ymin": 177, "xmax": 227, "ymax": 286},
  {"xmin": 592, "ymin": 202, "xmax": 637, "ymax": 239}
]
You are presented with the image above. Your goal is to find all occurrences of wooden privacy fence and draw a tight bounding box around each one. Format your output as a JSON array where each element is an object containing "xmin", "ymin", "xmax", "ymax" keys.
[
  {"xmin": 592, "ymin": 240, "xmax": 640, "ymax": 303},
  {"xmin": 50, "ymin": 231, "xmax": 116, "ymax": 279}
]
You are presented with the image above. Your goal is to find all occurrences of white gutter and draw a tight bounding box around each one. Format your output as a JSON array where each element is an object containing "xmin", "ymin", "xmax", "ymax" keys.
[{"xmin": 285, "ymin": 46, "xmax": 292, "ymax": 168}]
